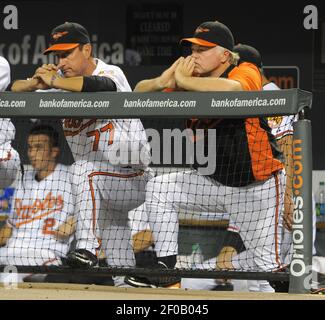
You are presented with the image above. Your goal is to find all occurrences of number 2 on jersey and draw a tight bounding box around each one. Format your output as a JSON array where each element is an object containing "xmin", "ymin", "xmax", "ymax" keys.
[
  {"xmin": 42, "ymin": 218, "xmax": 56, "ymax": 235},
  {"xmin": 86, "ymin": 122, "xmax": 114, "ymax": 151}
]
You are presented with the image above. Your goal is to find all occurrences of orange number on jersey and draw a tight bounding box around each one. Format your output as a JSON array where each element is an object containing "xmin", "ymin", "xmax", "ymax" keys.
[
  {"xmin": 86, "ymin": 122, "xmax": 114, "ymax": 151},
  {"xmin": 42, "ymin": 218, "xmax": 56, "ymax": 235}
]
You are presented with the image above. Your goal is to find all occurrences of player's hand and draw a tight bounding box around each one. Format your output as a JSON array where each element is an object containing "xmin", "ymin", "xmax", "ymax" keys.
[
  {"xmin": 34, "ymin": 64, "xmax": 58, "ymax": 76},
  {"xmin": 35, "ymin": 69, "xmax": 60, "ymax": 88},
  {"xmin": 283, "ymin": 192, "xmax": 294, "ymax": 231},
  {"xmin": 26, "ymin": 77, "xmax": 49, "ymax": 90},
  {"xmin": 175, "ymin": 56, "xmax": 195, "ymax": 80},
  {"xmin": 28, "ymin": 64, "xmax": 58, "ymax": 90},
  {"xmin": 156, "ymin": 57, "xmax": 183, "ymax": 89}
]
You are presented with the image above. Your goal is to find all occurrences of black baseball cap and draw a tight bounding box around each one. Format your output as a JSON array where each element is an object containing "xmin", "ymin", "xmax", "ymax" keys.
[
  {"xmin": 233, "ymin": 44, "xmax": 263, "ymax": 68},
  {"xmin": 44, "ymin": 22, "xmax": 90, "ymax": 54},
  {"xmin": 180, "ymin": 21, "xmax": 234, "ymax": 51}
]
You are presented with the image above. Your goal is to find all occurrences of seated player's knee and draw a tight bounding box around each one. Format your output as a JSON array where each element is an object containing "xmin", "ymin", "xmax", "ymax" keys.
[
  {"xmin": 129, "ymin": 204, "xmax": 150, "ymax": 236},
  {"xmin": 71, "ymin": 160, "xmax": 96, "ymax": 176},
  {"xmin": 146, "ymin": 176, "xmax": 166, "ymax": 202},
  {"xmin": 145, "ymin": 172, "xmax": 178, "ymax": 202}
]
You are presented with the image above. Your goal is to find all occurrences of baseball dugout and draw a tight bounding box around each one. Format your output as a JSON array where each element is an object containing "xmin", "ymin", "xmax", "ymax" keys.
[{"xmin": 0, "ymin": 89, "xmax": 313, "ymax": 294}]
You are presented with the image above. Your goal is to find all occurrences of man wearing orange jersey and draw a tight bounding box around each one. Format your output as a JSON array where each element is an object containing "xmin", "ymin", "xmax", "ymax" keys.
[{"xmin": 126, "ymin": 21, "xmax": 285, "ymax": 288}]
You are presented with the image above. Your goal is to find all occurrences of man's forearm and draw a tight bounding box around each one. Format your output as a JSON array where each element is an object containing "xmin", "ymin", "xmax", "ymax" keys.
[
  {"xmin": 175, "ymin": 74, "xmax": 242, "ymax": 91},
  {"xmin": 11, "ymin": 79, "xmax": 38, "ymax": 92},
  {"xmin": 134, "ymin": 78, "xmax": 164, "ymax": 92},
  {"xmin": 52, "ymin": 76, "xmax": 83, "ymax": 92}
]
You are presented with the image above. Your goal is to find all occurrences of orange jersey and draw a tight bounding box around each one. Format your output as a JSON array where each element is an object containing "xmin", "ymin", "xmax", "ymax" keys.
[{"xmin": 187, "ymin": 63, "xmax": 283, "ymax": 187}]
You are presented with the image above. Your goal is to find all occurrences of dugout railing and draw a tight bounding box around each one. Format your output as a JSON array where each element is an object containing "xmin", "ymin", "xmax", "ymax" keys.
[{"xmin": 0, "ymin": 89, "xmax": 313, "ymax": 294}]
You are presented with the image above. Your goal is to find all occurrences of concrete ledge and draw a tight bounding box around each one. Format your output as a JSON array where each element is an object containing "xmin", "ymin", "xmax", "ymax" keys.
[{"xmin": 0, "ymin": 282, "xmax": 324, "ymax": 300}]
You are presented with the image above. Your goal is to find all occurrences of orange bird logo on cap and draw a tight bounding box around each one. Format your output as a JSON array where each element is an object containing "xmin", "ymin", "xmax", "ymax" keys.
[
  {"xmin": 195, "ymin": 27, "xmax": 210, "ymax": 33},
  {"xmin": 52, "ymin": 31, "xmax": 69, "ymax": 41}
]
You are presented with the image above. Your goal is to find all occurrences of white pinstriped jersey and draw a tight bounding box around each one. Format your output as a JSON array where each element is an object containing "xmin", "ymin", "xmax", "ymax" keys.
[
  {"xmin": 61, "ymin": 59, "xmax": 150, "ymax": 168},
  {"xmin": 0, "ymin": 119, "xmax": 15, "ymax": 144},
  {"xmin": 6, "ymin": 164, "xmax": 74, "ymax": 257},
  {"xmin": 63, "ymin": 118, "xmax": 150, "ymax": 168},
  {"xmin": 0, "ymin": 57, "xmax": 16, "ymax": 143},
  {"xmin": 264, "ymin": 82, "xmax": 296, "ymax": 140},
  {"xmin": 0, "ymin": 56, "xmax": 10, "ymax": 91}
]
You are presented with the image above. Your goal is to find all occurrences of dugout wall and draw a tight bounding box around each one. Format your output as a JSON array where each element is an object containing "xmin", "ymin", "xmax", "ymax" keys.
[{"xmin": 0, "ymin": 89, "xmax": 313, "ymax": 294}]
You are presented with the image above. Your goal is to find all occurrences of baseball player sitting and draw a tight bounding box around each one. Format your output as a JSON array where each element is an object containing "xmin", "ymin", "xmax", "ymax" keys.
[
  {"xmin": 0, "ymin": 124, "xmax": 75, "ymax": 273},
  {"xmin": 0, "ymin": 56, "xmax": 21, "ymax": 189},
  {"xmin": 11, "ymin": 22, "xmax": 153, "ymax": 287},
  {"xmin": 125, "ymin": 20, "xmax": 285, "ymax": 289}
]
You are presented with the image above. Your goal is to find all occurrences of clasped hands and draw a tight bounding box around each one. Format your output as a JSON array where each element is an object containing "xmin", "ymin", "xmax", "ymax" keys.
[
  {"xmin": 157, "ymin": 56, "xmax": 195, "ymax": 90},
  {"xmin": 30, "ymin": 64, "xmax": 61, "ymax": 90}
]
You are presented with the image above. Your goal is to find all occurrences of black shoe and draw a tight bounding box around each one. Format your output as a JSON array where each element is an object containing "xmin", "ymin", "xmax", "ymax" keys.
[
  {"xmin": 66, "ymin": 249, "xmax": 98, "ymax": 268},
  {"xmin": 268, "ymin": 280, "xmax": 289, "ymax": 293},
  {"xmin": 269, "ymin": 264, "xmax": 290, "ymax": 292},
  {"xmin": 211, "ymin": 282, "xmax": 234, "ymax": 291},
  {"xmin": 125, "ymin": 262, "xmax": 181, "ymax": 288}
]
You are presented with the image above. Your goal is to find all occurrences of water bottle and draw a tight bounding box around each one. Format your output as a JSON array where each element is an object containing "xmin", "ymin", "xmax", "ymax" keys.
[
  {"xmin": 316, "ymin": 182, "xmax": 325, "ymax": 220},
  {"xmin": 191, "ymin": 243, "xmax": 203, "ymax": 269}
]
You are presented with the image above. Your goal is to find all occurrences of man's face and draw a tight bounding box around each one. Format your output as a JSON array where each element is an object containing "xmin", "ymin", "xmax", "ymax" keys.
[
  {"xmin": 190, "ymin": 44, "xmax": 228, "ymax": 76},
  {"xmin": 27, "ymin": 134, "xmax": 57, "ymax": 171},
  {"xmin": 54, "ymin": 45, "xmax": 89, "ymax": 77}
]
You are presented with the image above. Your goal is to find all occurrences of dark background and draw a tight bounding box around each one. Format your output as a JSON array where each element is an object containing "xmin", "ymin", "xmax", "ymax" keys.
[{"xmin": 1, "ymin": 0, "xmax": 325, "ymax": 168}]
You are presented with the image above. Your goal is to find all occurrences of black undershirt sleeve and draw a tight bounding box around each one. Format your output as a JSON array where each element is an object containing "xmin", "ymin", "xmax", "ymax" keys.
[{"xmin": 81, "ymin": 75, "xmax": 117, "ymax": 92}]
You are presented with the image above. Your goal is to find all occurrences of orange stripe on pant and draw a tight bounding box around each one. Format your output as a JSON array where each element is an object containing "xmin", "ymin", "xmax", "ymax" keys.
[
  {"xmin": 87, "ymin": 170, "xmax": 145, "ymax": 256},
  {"xmin": 274, "ymin": 172, "xmax": 281, "ymax": 268}
]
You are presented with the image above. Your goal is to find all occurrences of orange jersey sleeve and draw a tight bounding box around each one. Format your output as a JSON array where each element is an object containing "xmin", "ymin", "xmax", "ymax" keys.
[{"xmin": 228, "ymin": 62, "xmax": 262, "ymax": 91}]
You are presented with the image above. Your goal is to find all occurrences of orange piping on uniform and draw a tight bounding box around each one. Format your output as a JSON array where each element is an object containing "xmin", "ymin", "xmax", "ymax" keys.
[{"xmin": 274, "ymin": 172, "xmax": 281, "ymax": 267}]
